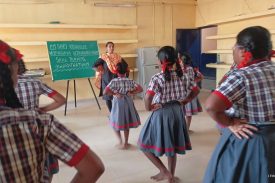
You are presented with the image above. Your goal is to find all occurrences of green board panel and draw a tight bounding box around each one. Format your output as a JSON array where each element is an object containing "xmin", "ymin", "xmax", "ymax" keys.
[{"xmin": 47, "ymin": 41, "xmax": 99, "ymax": 81}]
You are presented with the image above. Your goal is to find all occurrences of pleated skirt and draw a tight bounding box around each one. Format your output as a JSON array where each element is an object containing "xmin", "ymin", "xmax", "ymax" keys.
[
  {"xmin": 138, "ymin": 101, "xmax": 192, "ymax": 157},
  {"xmin": 109, "ymin": 95, "xmax": 140, "ymax": 131},
  {"xmin": 183, "ymin": 97, "xmax": 202, "ymax": 116},
  {"xmin": 203, "ymin": 125, "xmax": 275, "ymax": 183}
]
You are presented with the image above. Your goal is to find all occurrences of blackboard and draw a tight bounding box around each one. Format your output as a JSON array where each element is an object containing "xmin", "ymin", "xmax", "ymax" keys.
[{"xmin": 47, "ymin": 41, "xmax": 99, "ymax": 81}]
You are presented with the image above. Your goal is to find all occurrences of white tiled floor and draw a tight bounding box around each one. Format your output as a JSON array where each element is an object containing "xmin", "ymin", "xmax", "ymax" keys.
[{"xmin": 51, "ymin": 90, "xmax": 220, "ymax": 183}]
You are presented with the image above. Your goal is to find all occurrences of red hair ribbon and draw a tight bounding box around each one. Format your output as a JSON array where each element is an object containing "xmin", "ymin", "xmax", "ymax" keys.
[
  {"xmin": 237, "ymin": 51, "xmax": 252, "ymax": 69},
  {"xmin": 0, "ymin": 41, "xmax": 11, "ymax": 64},
  {"xmin": 161, "ymin": 62, "xmax": 168, "ymax": 72},
  {"xmin": 0, "ymin": 41, "xmax": 23, "ymax": 64},
  {"xmin": 270, "ymin": 50, "xmax": 275, "ymax": 58},
  {"xmin": 238, "ymin": 51, "xmax": 268, "ymax": 69},
  {"xmin": 0, "ymin": 41, "xmax": 10, "ymax": 52},
  {"xmin": 161, "ymin": 61, "xmax": 174, "ymax": 72},
  {"xmin": 0, "ymin": 52, "xmax": 11, "ymax": 64},
  {"xmin": 14, "ymin": 49, "xmax": 23, "ymax": 61}
]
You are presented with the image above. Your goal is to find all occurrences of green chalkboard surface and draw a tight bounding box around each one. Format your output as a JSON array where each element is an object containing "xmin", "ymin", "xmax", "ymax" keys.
[{"xmin": 47, "ymin": 41, "xmax": 99, "ymax": 81}]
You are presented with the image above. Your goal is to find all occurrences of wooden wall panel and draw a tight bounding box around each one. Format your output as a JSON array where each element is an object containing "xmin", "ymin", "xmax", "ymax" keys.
[
  {"xmin": 137, "ymin": 5, "xmax": 155, "ymax": 47},
  {"xmin": 197, "ymin": 0, "xmax": 275, "ymax": 85},
  {"xmin": 0, "ymin": 0, "xmax": 197, "ymax": 101},
  {"xmin": 154, "ymin": 4, "xmax": 173, "ymax": 46}
]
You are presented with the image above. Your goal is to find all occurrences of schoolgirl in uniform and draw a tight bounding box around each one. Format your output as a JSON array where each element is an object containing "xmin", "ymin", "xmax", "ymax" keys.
[
  {"xmin": 104, "ymin": 60, "xmax": 143, "ymax": 149},
  {"xmin": 178, "ymin": 52, "xmax": 203, "ymax": 132},
  {"xmin": 138, "ymin": 46, "xmax": 200, "ymax": 183},
  {"xmin": 203, "ymin": 26, "xmax": 275, "ymax": 183}
]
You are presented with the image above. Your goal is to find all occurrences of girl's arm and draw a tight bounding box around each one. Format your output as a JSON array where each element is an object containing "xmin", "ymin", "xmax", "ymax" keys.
[
  {"xmin": 144, "ymin": 92, "xmax": 153, "ymax": 111},
  {"xmin": 144, "ymin": 92, "xmax": 161, "ymax": 111},
  {"xmin": 103, "ymin": 87, "xmax": 115, "ymax": 96},
  {"xmin": 194, "ymin": 68, "xmax": 204, "ymax": 83},
  {"xmin": 71, "ymin": 150, "xmax": 105, "ymax": 183},
  {"xmin": 39, "ymin": 92, "xmax": 65, "ymax": 112},
  {"xmin": 179, "ymin": 87, "xmax": 200, "ymax": 105},
  {"xmin": 205, "ymin": 93, "xmax": 257, "ymax": 139},
  {"xmin": 128, "ymin": 85, "xmax": 143, "ymax": 95},
  {"xmin": 104, "ymin": 86, "xmax": 122, "ymax": 98}
]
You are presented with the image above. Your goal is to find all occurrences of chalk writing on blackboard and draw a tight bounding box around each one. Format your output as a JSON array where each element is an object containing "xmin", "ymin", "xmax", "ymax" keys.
[{"xmin": 47, "ymin": 41, "xmax": 99, "ymax": 81}]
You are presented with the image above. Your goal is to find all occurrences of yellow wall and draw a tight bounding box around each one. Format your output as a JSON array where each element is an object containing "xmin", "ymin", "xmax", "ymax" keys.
[
  {"xmin": 0, "ymin": 0, "xmax": 196, "ymax": 101},
  {"xmin": 196, "ymin": 0, "xmax": 275, "ymax": 27},
  {"xmin": 196, "ymin": 0, "xmax": 275, "ymax": 85}
]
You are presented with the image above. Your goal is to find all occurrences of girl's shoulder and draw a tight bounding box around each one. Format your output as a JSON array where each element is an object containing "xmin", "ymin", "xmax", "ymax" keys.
[
  {"xmin": 153, "ymin": 72, "xmax": 164, "ymax": 78},
  {"xmin": 150, "ymin": 72, "xmax": 165, "ymax": 81},
  {"xmin": 112, "ymin": 77, "xmax": 131, "ymax": 82}
]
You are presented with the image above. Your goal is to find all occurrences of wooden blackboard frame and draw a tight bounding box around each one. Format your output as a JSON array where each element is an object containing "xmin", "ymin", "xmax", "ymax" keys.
[{"xmin": 47, "ymin": 41, "xmax": 99, "ymax": 81}]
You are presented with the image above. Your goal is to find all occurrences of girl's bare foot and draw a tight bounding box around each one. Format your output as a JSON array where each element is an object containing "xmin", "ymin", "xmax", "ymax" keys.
[
  {"xmin": 150, "ymin": 170, "xmax": 172, "ymax": 182},
  {"xmin": 170, "ymin": 176, "xmax": 180, "ymax": 183},
  {"xmin": 115, "ymin": 143, "xmax": 123, "ymax": 149},
  {"xmin": 123, "ymin": 143, "xmax": 131, "ymax": 149}
]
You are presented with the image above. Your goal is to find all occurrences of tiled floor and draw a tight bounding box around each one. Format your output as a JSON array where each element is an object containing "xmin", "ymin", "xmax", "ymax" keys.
[{"xmin": 51, "ymin": 90, "xmax": 220, "ymax": 183}]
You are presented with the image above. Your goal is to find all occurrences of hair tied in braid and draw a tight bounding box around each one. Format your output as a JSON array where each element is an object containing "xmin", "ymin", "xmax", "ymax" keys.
[
  {"xmin": 237, "ymin": 51, "xmax": 252, "ymax": 69},
  {"xmin": 161, "ymin": 61, "xmax": 169, "ymax": 72}
]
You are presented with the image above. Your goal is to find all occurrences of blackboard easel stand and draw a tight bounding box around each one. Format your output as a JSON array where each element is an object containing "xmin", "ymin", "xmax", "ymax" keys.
[{"xmin": 64, "ymin": 79, "xmax": 101, "ymax": 116}]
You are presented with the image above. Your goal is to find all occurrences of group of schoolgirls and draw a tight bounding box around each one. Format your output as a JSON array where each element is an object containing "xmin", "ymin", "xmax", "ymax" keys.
[{"xmin": 94, "ymin": 45, "xmax": 203, "ymax": 183}]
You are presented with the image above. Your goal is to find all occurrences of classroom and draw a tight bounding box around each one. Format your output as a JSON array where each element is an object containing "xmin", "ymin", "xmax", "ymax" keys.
[{"xmin": 0, "ymin": 0, "xmax": 275, "ymax": 183}]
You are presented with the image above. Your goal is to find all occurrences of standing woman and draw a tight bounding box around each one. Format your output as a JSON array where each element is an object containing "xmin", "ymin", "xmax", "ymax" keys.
[
  {"xmin": 138, "ymin": 46, "xmax": 200, "ymax": 183},
  {"xmin": 94, "ymin": 42, "xmax": 122, "ymax": 112},
  {"xmin": 203, "ymin": 26, "xmax": 275, "ymax": 183}
]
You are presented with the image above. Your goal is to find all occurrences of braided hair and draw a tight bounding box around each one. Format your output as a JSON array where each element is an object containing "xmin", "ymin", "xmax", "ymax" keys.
[
  {"xmin": 237, "ymin": 26, "xmax": 272, "ymax": 59},
  {"xmin": 157, "ymin": 46, "xmax": 183, "ymax": 81},
  {"xmin": 180, "ymin": 52, "xmax": 193, "ymax": 67},
  {"xmin": 0, "ymin": 41, "xmax": 23, "ymax": 108},
  {"xmin": 18, "ymin": 59, "xmax": 27, "ymax": 75}
]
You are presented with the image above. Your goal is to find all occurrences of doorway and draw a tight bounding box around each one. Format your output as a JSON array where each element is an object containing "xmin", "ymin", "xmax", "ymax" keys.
[{"xmin": 176, "ymin": 26, "xmax": 217, "ymax": 90}]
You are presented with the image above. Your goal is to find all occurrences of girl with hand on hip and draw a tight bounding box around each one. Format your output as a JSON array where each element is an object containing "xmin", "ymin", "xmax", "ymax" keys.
[
  {"xmin": 203, "ymin": 26, "xmax": 275, "ymax": 183},
  {"xmin": 104, "ymin": 60, "xmax": 142, "ymax": 149},
  {"xmin": 138, "ymin": 46, "xmax": 199, "ymax": 183}
]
